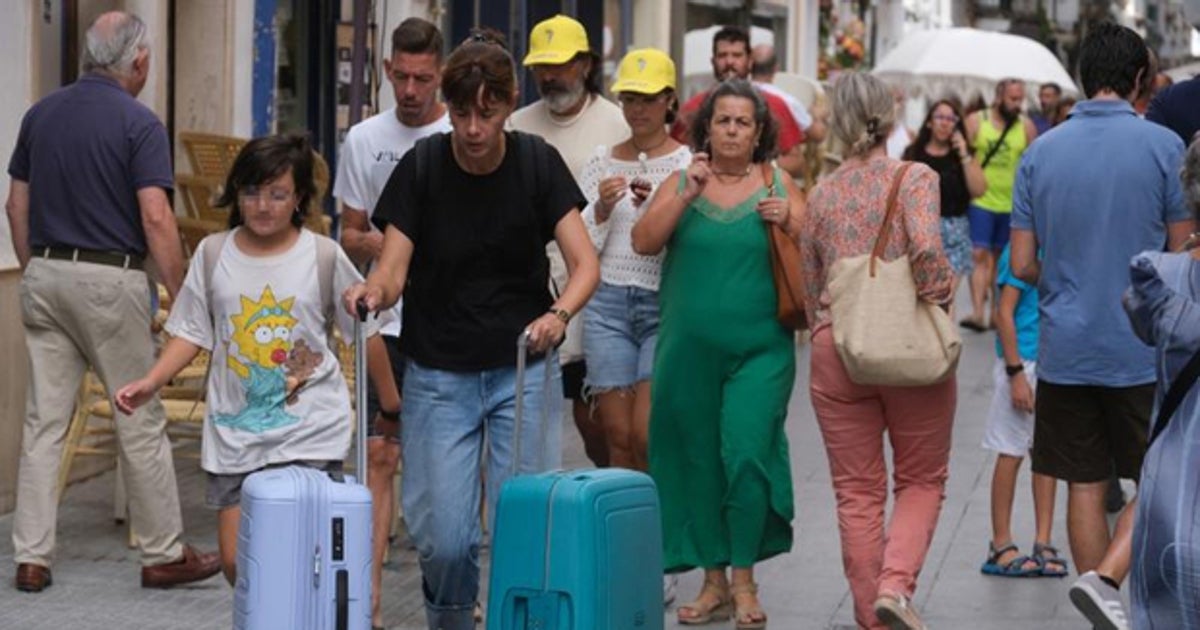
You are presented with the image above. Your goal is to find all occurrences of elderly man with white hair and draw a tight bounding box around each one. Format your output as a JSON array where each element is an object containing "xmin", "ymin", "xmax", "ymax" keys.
[{"xmin": 6, "ymin": 11, "xmax": 219, "ymax": 592}]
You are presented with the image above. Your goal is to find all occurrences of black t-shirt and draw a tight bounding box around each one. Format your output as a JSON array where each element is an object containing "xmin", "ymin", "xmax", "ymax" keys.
[
  {"xmin": 372, "ymin": 132, "xmax": 585, "ymax": 371},
  {"xmin": 909, "ymin": 146, "xmax": 969, "ymax": 218}
]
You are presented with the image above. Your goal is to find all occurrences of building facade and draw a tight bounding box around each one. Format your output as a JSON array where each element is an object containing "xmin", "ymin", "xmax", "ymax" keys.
[{"xmin": 0, "ymin": 0, "xmax": 830, "ymax": 514}]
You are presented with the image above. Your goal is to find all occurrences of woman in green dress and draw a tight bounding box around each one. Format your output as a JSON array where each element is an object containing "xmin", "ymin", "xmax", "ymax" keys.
[{"xmin": 632, "ymin": 79, "xmax": 804, "ymax": 629}]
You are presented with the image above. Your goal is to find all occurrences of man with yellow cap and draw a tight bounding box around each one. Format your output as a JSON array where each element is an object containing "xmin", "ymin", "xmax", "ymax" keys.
[{"xmin": 509, "ymin": 14, "xmax": 630, "ymax": 472}]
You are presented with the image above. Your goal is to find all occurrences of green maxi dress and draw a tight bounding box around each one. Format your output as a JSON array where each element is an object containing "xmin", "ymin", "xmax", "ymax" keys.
[{"xmin": 649, "ymin": 170, "xmax": 796, "ymax": 573}]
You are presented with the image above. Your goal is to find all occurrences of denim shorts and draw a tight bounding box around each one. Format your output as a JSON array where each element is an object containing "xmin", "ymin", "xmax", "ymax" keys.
[
  {"xmin": 967, "ymin": 204, "xmax": 1011, "ymax": 251},
  {"xmin": 582, "ymin": 281, "xmax": 660, "ymax": 391}
]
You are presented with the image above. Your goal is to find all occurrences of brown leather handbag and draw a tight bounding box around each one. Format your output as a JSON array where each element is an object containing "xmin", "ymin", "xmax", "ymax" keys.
[{"xmin": 763, "ymin": 164, "xmax": 807, "ymax": 330}]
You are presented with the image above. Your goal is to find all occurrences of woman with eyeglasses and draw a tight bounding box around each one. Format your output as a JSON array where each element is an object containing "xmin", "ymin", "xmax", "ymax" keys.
[
  {"xmin": 343, "ymin": 35, "xmax": 599, "ymax": 629},
  {"xmin": 903, "ymin": 99, "xmax": 987, "ymax": 308}
]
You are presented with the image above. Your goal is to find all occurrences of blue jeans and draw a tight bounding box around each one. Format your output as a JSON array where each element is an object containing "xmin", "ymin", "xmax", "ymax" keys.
[
  {"xmin": 400, "ymin": 354, "xmax": 562, "ymax": 630},
  {"xmin": 582, "ymin": 281, "xmax": 660, "ymax": 390}
]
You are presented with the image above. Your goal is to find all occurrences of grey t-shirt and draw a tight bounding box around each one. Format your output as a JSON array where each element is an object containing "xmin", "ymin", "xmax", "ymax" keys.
[
  {"xmin": 7, "ymin": 73, "xmax": 173, "ymax": 255},
  {"xmin": 166, "ymin": 229, "xmax": 378, "ymax": 474}
]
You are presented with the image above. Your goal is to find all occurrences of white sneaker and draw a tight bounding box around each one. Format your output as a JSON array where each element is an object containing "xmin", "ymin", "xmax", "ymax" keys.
[
  {"xmin": 1068, "ymin": 571, "xmax": 1130, "ymax": 630},
  {"xmin": 874, "ymin": 592, "xmax": 927, "ymax": 630},
  {"xmin": 663, "ymin": 574, "xmax": 678, "ymax": 607}
]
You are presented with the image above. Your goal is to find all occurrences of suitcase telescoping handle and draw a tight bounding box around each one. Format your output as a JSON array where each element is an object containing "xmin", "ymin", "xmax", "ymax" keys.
[
  {"xmin": 511, "ymin": 330, "xmax": 553, "ymax": 478},
  {"xmin": 354, "ymin": 300, "xmax": 369, "ymax": 486}
]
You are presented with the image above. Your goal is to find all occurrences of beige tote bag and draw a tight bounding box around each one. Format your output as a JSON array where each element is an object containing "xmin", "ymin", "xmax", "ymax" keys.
[{"xmin": 827, "ymin": 163, "xmax": 961, "ymax": 386}]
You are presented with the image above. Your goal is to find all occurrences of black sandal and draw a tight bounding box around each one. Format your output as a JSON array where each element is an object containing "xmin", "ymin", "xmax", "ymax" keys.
[
  {"xmin": 980, "ymin": 541, "xmax": 1040, "ymax": 577},
  {"xmin": 1032, "ymin": 542, "xmax": 1069, "ymax": 577}
]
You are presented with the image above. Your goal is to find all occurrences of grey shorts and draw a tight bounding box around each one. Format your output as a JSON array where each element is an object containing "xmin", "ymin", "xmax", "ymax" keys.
[{"xmin": 205, "ymin": 460, "xmax": 343, "ymax": 510}]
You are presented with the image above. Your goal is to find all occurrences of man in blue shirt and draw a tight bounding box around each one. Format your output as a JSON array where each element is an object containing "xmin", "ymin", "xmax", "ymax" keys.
[
  {"xmin": 1011, "ymin": 22, "xmax": 1192, "ymax": 630},
  {"xmin": 6, "ymin": 11, "xmax": 218, "ymax": 592}
]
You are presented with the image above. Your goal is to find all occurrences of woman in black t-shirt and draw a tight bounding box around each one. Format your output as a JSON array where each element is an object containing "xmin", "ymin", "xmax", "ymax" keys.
[
  {"xmin": 344, "ymin": 37, "xmax": 599, "ymax": 629},
  {"xmin": 903, "ymin": 99, "xmax": 987, "ymax": 309}
]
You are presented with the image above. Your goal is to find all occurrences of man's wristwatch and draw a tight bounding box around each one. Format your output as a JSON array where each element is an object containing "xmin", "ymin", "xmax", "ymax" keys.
[
  {"xmin": 549, "ymin": 307, "xmax": 572, "ymax": 323},
  {"xmin": 378, "ymin": 409, "xmax": 400, "ymax": 422},
  {"xmin": 1005, "ymin": 363, "xmax": 1025, "ymax": 377}
]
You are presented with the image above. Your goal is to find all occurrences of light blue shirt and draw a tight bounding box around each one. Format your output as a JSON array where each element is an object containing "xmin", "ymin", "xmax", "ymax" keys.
[
  {"xmin": 1011, "ymin": 99, "xmax": 1189, "ymax": 387},
  {"xmin": 994, "ymin": 245, "xmax": 1038, "ymax": 362}
]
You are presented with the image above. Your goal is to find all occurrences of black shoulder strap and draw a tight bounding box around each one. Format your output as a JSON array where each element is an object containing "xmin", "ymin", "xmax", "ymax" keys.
[
  {"xmin": 513, "ymin": 131, "xmax": 548, "ymax": 201},
  {"xmin": 1150, "ymin": 346, "xmax": 1200, "ymax": 446},
  {"xmin": 414, "ymin": 133, "xmax": 446, "ymax": 206},
  {"xmin": 980, "ymin": 114, "xmax": 1019, "ymax": 169}
]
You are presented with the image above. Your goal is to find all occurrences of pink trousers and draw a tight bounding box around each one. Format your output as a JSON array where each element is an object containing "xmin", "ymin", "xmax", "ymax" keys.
[{"xmin": 809, "ymin": 328, "xmax": 956, "ymax": 629}]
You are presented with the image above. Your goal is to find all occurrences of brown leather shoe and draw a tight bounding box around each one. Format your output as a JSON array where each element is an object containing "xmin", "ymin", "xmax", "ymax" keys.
[
  {"xmin": 15, "ymin": 563, "xmax": 52, "ymax": 592},
  {"xmin": 140, "ymin": 544, "xmax": 221, "ymax": 588}
]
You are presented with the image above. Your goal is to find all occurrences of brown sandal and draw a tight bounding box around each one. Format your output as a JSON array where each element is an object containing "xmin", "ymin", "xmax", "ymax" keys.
[
  {"xmin": 677, "ymin": 578, "xmax": 732, "ymax": 625},
  {"xmin": 730, "ymin": 582, "xmax": 767, "ymax": 629}
]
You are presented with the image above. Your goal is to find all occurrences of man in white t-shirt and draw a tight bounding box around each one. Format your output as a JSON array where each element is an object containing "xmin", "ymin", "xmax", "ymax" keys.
[
  {"xmin": 332, "ymin": 17, "xmax": 450, "ymax": 629},
  {"xmin": 508, "ymin": 14, "xmax": 629, "ymax": 469}
]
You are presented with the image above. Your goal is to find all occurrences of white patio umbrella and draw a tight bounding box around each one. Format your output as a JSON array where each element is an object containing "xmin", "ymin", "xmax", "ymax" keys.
[{"xmin": 873, "ymin": 28, "xmax": 1078, "ymax": 103}]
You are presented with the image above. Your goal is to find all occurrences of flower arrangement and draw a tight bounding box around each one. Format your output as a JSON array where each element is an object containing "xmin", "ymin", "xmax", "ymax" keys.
[{"xmin": 818, "ymin": 8, "xmax": 868, "ymax": 79}]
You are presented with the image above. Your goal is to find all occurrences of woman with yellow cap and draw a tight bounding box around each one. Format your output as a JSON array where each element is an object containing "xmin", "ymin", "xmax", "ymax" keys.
[
  {"xmin": 577, "ymin": 47, "xmax": 690, "ymax": 604},
  {"xmin": 578, "ymin": 48, "xmax": 687, "ymax": 472}
]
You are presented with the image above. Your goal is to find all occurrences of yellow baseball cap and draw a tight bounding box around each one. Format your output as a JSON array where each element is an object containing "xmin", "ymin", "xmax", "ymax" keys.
[
  {"xmin": 611, "ymin": 48, "xmax": 677, "ymax": 95},
  {"xmin": 523, "ymin": 15, "xmax": 590, "ymax": 66}
]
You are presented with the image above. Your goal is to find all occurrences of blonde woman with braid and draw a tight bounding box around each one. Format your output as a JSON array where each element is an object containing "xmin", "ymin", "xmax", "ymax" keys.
[{"xmin": 800, "ymin": 72, "xmax": 955, "ymax": 630}]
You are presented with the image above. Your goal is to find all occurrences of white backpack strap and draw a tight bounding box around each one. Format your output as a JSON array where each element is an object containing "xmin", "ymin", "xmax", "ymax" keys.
[
  {"xmin": 201, "ymin": 231, "xmax": 231, "ymax": 328},
  {"xmin": 313, "ymin": 232, "xmax": 339, "ymax": 339}
]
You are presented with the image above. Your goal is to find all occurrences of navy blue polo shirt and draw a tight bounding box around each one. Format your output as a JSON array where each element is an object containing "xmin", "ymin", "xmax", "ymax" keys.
[
  {"xmin": 7, "ymin": 73, "xmax": 174, "ymax": 255},
  {"xmin": 1146, "ymin": 76, "xmax": 1200, "ymax": 145}
]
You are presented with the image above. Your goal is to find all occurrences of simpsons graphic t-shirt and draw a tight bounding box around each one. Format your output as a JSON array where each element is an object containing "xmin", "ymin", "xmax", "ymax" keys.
[{"xmin": 165, "ymin": 229, "xmax": 378, "ymax": 474}]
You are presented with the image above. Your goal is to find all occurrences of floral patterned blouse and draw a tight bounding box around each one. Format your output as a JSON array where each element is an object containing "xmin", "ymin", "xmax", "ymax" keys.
[{"xmin": 800, "ymin": 155, "xmax": 953, "ymax": 332}]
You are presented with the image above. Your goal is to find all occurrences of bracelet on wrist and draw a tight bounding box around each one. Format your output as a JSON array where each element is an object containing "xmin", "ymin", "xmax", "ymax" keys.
[
  {"xmin": 377, "ymin": 408, "xmax": 400, "ymax": 422},
  {"xmin": 1004, "ymin": 363, "xmax": 1025, "ymax": 377},
  {"xmin": 549, "ymin": 307, "xmax": 572, "ymax": 323}
]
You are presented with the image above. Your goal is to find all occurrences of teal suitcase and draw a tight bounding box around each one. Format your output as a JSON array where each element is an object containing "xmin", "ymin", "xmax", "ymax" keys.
[
  {"xmin": 486, "ymin": 468, "xmax": 663, "ymax": 630},
  {"xmin": 486, "ymin": 333, "xmax": 664, "ymax": 630}
]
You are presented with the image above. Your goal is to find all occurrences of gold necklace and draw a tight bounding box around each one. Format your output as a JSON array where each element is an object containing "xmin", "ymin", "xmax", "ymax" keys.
[{"xmin": 711, "ymin": 164, "xmax": 753, "ymax": 182}]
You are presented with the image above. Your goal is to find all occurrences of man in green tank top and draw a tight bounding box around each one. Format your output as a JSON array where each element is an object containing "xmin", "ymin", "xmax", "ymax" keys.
[{"xmin": 961, "ymin": 79, "xmax": 1039, "ymax": 332}]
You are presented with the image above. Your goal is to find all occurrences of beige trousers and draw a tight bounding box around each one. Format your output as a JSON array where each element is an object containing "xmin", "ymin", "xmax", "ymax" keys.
[{"xmin": 14, "ymin": 258, "xmax": 184, "ymax": 567}]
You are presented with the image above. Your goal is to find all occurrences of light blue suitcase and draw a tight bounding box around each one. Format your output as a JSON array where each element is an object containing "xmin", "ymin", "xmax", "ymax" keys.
[
  {"xmin": 233, "ymin": 466, "xmax": 372, "ymax": 629},
  {"xmin": 486, "ymin": 334, "xmax": 664, "ymax": 630},
  {"xmin": 232, "ymin": 308, "xmax": 373, "ymax": 630}
]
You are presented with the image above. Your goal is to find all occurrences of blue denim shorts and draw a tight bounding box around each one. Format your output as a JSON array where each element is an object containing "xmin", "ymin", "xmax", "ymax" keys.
[
  {"xmin": 967, "ymin": 204, "xmax": 1012, "ymax": 251},
  {"xmin": 582, "ymin": 282, "xmax": 660, "ymax": 391}
]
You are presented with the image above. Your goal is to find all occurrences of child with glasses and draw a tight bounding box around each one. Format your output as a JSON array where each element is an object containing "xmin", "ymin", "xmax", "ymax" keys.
[{"xmin": 115, "ymin": 133, "xmax": 400, "ymax": 585}]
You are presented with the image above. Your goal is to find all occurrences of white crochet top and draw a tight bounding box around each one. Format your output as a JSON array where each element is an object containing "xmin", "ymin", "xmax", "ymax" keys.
[{"xmin": 579, "ymin": 144, "xmax": 692, "ymax": 291}]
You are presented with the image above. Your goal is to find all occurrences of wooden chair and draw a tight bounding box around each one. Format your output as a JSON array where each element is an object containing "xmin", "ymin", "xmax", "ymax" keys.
[
  {"xmin": 57, "ymin": 368, "xmax": 209, "ymax": 500},
  {"xmin": 177, "ymin": 216, "xmax": 226, "ymax": 259},
  {"xmin": 177, "ymin": 174, "xmax": 229, "ymax": 223},
  {"xmin": 303, "ymin": 151, "xmax": 333, "ymax": 236},
  {"xmin": 179, "ymin": 131, "xmax": 246, "ymax": 179}
]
